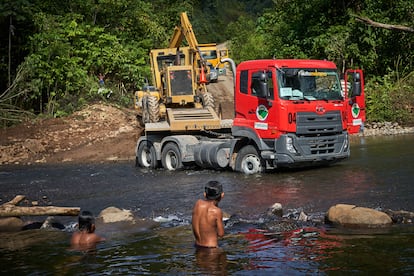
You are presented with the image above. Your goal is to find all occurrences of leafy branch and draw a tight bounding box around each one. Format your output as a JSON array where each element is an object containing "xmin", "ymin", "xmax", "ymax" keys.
[
  {"xmin": 0, "ymin": 63, "xmax": 34, "ymax": 126},
  {"xmin": 353, "ymin": 14, "xmax": 414, "ymax": 33}
]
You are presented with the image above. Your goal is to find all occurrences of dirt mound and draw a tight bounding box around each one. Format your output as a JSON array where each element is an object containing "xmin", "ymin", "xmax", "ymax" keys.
[
  {"xmin": 0, "ymin": 74, "xmax": 236, "ymax": 166},
  {"xmin": 208, "ymin": 73, "xmax": 234, "ymax": 119},
  {"xmin": 0, "ymin": 103, "xmax": 142, "ymax": 165}
]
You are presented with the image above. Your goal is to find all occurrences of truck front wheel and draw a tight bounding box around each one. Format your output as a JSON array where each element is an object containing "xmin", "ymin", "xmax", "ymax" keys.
[
  {"xmin": 137, "ymin": 140, "xmax": 158, "ymax": 169},
  {"xmin": 161, "ymin": 143, "xmax": 183, "ymax": 170},
  {"xmin": 235, "ymin": 145, "xmax": 265, "ymax": 174}
]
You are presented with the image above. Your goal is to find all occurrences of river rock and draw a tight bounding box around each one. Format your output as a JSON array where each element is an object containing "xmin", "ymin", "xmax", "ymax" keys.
[
  {"xmin": 267, "ymin": 202, "xmax": 283, "ymax": 217},
  {"xmin": 0, "ymin": 217, "xmax": 24, "ymax": 232},
  {"xmin": 384, "ymin": 209, "xmax": 414, "ymax": 224},
  {"xmin": 98, "ymin": 206, "xmax": 136, "ymax": 223},
  {"xmin": 262, "ymin": 219, "xmax": 300, "ymax": 233},
  {"xmin": 40, "ymin": 216, "xmax": 65, "ymax": 230},
  {"xmin": 326, "ymin": 204, "xmax": 392, "ymax": 228}
]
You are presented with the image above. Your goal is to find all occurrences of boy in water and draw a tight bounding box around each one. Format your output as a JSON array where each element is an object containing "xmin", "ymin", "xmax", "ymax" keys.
[
  {"xmin": 192, "ymin": 181, "xmax": 225, "ymax": 248},
  {"xmin": 71, "ymin": 210, "xmax": 105, "ymax": 250}
]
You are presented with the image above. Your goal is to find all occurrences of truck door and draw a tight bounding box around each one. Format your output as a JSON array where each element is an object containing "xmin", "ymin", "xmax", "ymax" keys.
[
  {"xmin": 345, "ymin": 69, "xmax": 366, "ymax": 134},
  {"xmin": 235, "ymin": 69, "xmax": 274, "ymax": 135}
]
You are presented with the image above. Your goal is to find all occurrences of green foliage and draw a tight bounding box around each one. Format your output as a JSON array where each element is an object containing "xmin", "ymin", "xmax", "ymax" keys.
[
  {"xmin": 365, "ymin": 71, "xmax": 414, "ymax": 125},
  {"xmin": 1, "ymin": 0, "xmax": 414, "ymax": 125},
  {"xmin": 229, "ymin": 0, "xmax": 414, "ymax": 124},
  {"xmin": 12, "ymin": 11, "xmax": 149, "ymax": 117},
  {"xmin": 226, "ymin": 16, "xmax": 268, "ymax": 63},
  {"xmin": 365, "ymin": 75, "xmax": 395, "ymax": 122},
  {"xmin": 389, "ymin": 72, "xmax": 414, "ymax": 125},
  {"xmin": 0, "ymin": 63, "xmax": 34, "ymax": 127}
]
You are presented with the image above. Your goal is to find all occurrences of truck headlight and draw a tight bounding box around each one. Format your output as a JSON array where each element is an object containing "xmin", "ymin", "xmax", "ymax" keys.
[{"xmin": 286, "ymin": 136, "xmax": 297, "ymax": 153}]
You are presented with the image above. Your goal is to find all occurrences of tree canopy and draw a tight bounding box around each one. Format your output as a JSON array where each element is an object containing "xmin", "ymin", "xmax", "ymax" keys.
[{"xmin": 1, "ymin": 0, "xmax": 413, "ymax": 125}]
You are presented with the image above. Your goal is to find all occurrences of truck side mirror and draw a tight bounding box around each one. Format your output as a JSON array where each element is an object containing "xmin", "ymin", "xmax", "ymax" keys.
[
  {"xmin": 259, "ymin": 82, "xmax": 268, "ymax": 98},
  {"xmin": 351, "ymin": 72, "xmax": 361, "ymax": 97},
  {"xmin": 258, "ymin": 72, "xmax": 268, "ymax": 98}
]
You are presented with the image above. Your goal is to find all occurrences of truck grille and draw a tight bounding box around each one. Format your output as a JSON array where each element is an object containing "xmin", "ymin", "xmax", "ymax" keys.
[
  {"xmin": 296, "ymin": 111, "xmax": 342, "ymax": 135},
  {"xmin": 298, "ymin": 136, "xmax": 340, "ymax": 155},
  {"xmin": 295, "ymin": 111, "xmax": 344, "ymax": 155}
]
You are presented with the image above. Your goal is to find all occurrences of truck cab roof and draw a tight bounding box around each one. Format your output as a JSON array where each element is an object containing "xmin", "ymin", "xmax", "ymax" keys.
[{"xmin": 237, "ymin": 59, "xmax": 337, "ymax": 70}]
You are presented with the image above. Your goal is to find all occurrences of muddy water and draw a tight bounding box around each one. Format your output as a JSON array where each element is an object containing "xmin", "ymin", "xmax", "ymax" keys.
[{"xmin": 0, "ymin": 134, "xmax": 413, "ymax": 274}]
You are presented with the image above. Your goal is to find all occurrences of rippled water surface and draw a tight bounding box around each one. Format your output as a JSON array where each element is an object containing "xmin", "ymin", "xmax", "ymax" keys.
[{"xmin": 1, "ymin": 134, "xmax": 413, "ymax": 275}]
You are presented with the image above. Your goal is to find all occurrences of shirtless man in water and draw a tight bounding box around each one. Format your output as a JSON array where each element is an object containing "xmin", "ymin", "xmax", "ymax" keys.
[
  {"xmin": 71, "ymin": 210, "xmax": 105, "ymax": 250},
  {"xmin": 192, "ymin": 181, "xmax": 225, "ymax": 248}
]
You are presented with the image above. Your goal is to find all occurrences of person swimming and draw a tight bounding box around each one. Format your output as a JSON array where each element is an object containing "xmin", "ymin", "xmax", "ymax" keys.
[{"xmin": 71, "ymin": 210, "xmax": 105, "ymax": 251}]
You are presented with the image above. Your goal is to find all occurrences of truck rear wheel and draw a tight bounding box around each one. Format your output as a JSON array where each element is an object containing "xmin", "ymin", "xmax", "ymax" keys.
[
  {"xmin": 235, "ymin": 145, "xmax": 265, "ymax": 174},
  {"xmin": 161, "ymin": 143, "xmax": 183, "ymax": 170},
  {"xmin": 137, "ymin": 140, "xmax": 158, "ymax": 169}
]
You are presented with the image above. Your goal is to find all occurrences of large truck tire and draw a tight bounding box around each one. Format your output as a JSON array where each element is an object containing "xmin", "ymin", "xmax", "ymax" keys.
[
  {"xmin": 136, "ymin": 140, "xmax": 158, "ymax": 169},
  {"xmin": 235, "ymin": 145, "xmax": 265, "ymax": 174},
  {"xmin": 201, "ymin": 92, "xmax": 215, "ymax": 109},
  {"xmin": 141, "ymin": 96, "xmax": 150, "ymax": 124},
  {"xmin": 148, "ymin": 95, "xmax": 160, "ymax": 123},
  {"xmin": 161, "ymin": 143, "xmax": 183, "ymax": 170},
  {"xmin": 141, "ymin": 95, "xmax": 160, "ymax": 123}
]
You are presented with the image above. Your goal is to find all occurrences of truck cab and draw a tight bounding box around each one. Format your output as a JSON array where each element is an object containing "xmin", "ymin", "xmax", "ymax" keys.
[{"xmin": 231, "ymin": 59, "xmax": 364, "ymax": 170}]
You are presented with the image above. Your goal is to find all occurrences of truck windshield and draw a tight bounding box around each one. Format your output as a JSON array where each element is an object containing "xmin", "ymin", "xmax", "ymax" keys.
[{"xmin": 277, "ymin": 68, "xmax": 343, "ymax": 101}]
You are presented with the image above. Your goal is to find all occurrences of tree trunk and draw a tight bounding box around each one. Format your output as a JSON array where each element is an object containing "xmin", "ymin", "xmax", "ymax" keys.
[
  {"xmin": 0, "ymin": 195, "xmax": 80, "ymax": 217},
  {"xmin": 354, "ymin": 15, "xmax": 414, "ymax": 33},
  {"xmin": 8, "ymin": 16, "xmax": 12, "ymax": 88}
]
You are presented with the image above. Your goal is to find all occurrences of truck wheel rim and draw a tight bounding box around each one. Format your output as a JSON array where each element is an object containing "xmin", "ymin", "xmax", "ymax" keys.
[
  {"xmin": 141, "ymin": 149, "xmax": 152, "ymax": 167},
  {"xmin": 241, "ymin": 155, "xmax": 262, "ymax": 174},
  {"xmin": 165, "ymin": 151, "xmax": 178, "ymax": 170}
]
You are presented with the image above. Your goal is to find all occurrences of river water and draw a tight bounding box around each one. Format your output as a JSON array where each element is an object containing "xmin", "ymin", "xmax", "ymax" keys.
[{"xmin": 0, "ymin": 134, "xmax": 413, "ymax": 275}]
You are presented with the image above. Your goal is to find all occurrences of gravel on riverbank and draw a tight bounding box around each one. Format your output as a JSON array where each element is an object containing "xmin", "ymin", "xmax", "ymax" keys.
[{"xmin": 355, "ymin": 121, "xmax": 414, "ymax": 137}]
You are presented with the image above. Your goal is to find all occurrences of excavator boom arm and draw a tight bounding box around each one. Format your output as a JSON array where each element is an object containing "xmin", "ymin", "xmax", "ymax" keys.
[
  {"xmin": 168, "ymin": 12, "xmax": 205, "ymax": 65},
  {"xmin": 169, "ymin": 12, "xmax": 199, "ymax": 49},
  {"xmin": 169, "ymin": 26, "xmax": 184, "ymax": 49}
]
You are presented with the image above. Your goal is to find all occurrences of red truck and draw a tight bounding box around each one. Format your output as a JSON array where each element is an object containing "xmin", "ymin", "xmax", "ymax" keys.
[{"xmin": 135, "ymin": 58, "xmax": 365, "ymax": 174}]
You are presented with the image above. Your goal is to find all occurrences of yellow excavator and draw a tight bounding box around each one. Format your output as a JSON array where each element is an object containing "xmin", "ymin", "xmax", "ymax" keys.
[
  {"xmin": 135, "ymin": 12, "xmax": 216, "ymax": 124},
  {"xmin": 199, "ymin": 43, "xmax": 229, "ymax": 77}
]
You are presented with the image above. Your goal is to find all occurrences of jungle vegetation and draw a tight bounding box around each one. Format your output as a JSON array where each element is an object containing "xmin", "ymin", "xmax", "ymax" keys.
[{"xmin": 1, "ymin": 0, "xmax": 413, "ymax": 126}]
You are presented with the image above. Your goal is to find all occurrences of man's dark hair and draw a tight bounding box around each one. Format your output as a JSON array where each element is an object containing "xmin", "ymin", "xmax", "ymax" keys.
[
  {"xmin": 205, "ymin": 181, "xmax": 223, "ymax": 200},
  {"xmin": 78, "ymin": 210, "xmax": 95, "ymax": 233}
]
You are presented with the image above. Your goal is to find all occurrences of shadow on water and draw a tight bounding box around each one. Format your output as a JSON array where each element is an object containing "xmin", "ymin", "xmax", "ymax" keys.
[{"xmin": 0, "ymin": 134, "xmax": 413, "ymax": 274}]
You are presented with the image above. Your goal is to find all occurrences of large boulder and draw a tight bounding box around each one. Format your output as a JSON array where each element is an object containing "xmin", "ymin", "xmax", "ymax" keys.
[
  {"xmin": 0, "ymin": 217, "xmax": 24, "ymax": 232},
  {"xmin": 96, "ymin": 207, "xmax": 159, "ymax": 237},
  {"xmin": 98, "ymin": 206, "xmax": 136, "ymax": 223},
  {"xmin": 326, "ymin": 204, "xmax": 392, "ymax": 228}
]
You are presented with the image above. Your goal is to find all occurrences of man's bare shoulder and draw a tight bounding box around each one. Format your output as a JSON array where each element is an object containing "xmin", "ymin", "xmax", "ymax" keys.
[
  {"xmin": 209, "ymin": 204, "xmax": 222, "ymax": 215},
  {"xmin": 90, "ymin": 233, "xmax": 105, "ymax": 243}
]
